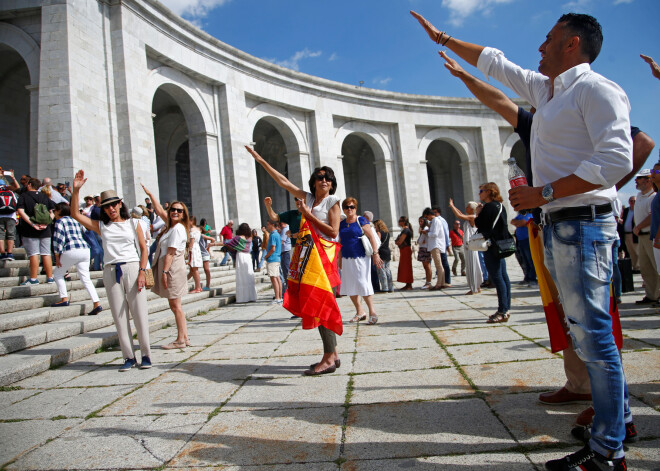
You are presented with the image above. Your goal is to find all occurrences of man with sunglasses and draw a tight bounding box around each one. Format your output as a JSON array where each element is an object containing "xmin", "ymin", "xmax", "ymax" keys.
[{"xmin": 632, "ymin": 169, "xmax": 659, "ymax": 304}]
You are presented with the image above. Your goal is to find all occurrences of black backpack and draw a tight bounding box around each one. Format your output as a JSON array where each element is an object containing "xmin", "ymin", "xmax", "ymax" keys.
[{"xmin": 0, "ymin": 189, "xmax": 17, "ymax": 215}]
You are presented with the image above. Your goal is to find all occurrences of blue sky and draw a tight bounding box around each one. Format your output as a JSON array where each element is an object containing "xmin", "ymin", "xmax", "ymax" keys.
[{"xmin": 162, "ymin": 0, "xmax": 660, "ymax": 202}]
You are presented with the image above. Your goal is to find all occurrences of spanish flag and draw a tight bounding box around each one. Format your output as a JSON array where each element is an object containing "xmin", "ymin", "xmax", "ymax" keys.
[
  {"xmin": 283, "ymin": 216, "xmax": 343, "ymax": 336},
  {"xmin": 528, "ymin": 221, "xmax": 623, "ymax": 353}
]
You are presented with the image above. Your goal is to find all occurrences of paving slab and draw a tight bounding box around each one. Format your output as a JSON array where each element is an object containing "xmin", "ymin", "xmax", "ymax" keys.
[
  {"xmin": 8, "ymin": 414, "xmax": 207, "ymax": 470},
  {"xmin": 273, "ymin": 337, "xmax": 356, "ymax": 357},
  {"xmin": 462, "ymin": 357, "xmax": 568, "ymax": 395},
  {"xmin": 354, "ymin": 320, "xmax": 430, "ymax": 337},
  {"xmin": 223, "ymin": 374, "xmax": 349, "ymax": 410},
  {"xmin": 350, "ymin": 367, "xmax": 473, "ymax": 404},
  {"xmin": 343, "ymin": 399, "xmax": 516, "ymax": 460},
  {"xmin": 435, "ymin": 325, "xmax": 524, "ymax": 345},
  {"xmin": 0, "ymin": 385, "xmax": 134, "ymax": 420},
  {"xmin": 342, "ymin": 452, "xmax": 536, "ymax": 470},
  {"xmin": 352, "ymin": 346, "xmax": 451, "ymax": 374},
  {"xmin": 0, "ymin": 418, "xmax": 83, "ymax": 467},
  {"xmin": 155, "ymin": 358, "xmax": 265, "ymax": 383},
  {"xmin": 195, "ymin": 341, "xmax": 283, "ymax": 360},
  {"xmin": 170, "ymin": 407, "xmax": 344, "ymax": 467},
  {"xmin": 447, "ymin": 339, "xmax": 556, "ymax": 366},
  {"xmin": 253, "ymin": 354, "xmax": 352, "ymax": 378},
  {"xmin": 356, "ymin": 331, "xmax": 438, "ymax": 351}
]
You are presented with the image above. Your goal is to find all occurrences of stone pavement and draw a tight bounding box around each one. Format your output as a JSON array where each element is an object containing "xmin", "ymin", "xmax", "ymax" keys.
[{"xmin": 1, "ymin": 260, "xmax": 659, "ymax": 470}]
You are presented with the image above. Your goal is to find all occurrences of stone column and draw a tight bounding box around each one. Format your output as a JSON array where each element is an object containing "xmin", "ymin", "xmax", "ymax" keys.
[
  {"xmin": 394, "ymin": 123, "xmax": 426, "ymax": 229},
  {"xmin": 374, "ymin": 157, "xmax": 398, "ymax": 228},
  {"xmin": 188, "ymin": 131, "xmax": 226, "ymax": 228},
  {"xmin": 25, "ymin": 84, "xmax": 39, "ymax": 177}
]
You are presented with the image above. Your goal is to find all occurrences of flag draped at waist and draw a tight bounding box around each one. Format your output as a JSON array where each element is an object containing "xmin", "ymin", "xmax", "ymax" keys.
[
  {"xmin": 283, "ymin": 216, "xmax": 342, "ymax": 335},
  {"xmin": 528, "ymin": 221, "xmax": 622, "ymax": 353}
]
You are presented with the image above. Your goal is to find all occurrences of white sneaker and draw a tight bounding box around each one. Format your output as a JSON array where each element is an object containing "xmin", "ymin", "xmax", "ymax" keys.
[{"xmin": 421, "ymin": 283, "xmax": 431, "ymax": 290}]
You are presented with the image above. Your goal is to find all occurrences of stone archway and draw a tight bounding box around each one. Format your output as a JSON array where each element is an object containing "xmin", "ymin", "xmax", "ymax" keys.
[
  {"xmin": 253, "ymin": 118, "xmax": 294, "ymax": 224},
  {"xmin": 151, "ymin": 83, "xmax": 212, "ymax": 218},
  {"xmin": 341, "ymin": 134, "xmax": 380, "ymax": 219},
  {"xmin": 0, "ymin": 23, "xmax": 40, "ymax": 178},
  {"xmin": 425, "ymin": 140, "xmax": 464, "ymax": 221},
  {"xmin": 511, "ymin": 140, "xmax": 527, "ymax": 177}
]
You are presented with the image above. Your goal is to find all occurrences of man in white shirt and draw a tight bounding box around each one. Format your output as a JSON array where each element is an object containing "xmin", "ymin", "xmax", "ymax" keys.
[
  {"xmin": 411, "ymin": 11, "xmax": 632, "ymax": 470},
  {"xmin": 423, "ymin": 207, "xmax": 447, "ymax": 290},
  {"xmin": 632, "ymin": 169, "xmax": 659, "ymax": 304}
]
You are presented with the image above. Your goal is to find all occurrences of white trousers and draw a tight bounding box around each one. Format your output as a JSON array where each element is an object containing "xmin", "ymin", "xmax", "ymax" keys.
[{"xmin": 54, "ymin": 248, "xmax": 100, "ymax": 302}]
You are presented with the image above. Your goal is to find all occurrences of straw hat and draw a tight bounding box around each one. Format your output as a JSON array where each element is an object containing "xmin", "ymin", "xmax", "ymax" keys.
[{"xmin": 99, "ymin": 190, "xmax": 122, "ymax": 207}]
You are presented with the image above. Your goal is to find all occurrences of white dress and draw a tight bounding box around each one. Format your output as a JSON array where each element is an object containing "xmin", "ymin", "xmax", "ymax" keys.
[
  {"xmin": 234, "ymin": 239, "xmax": 257, "ymax": 303},
  {"xmin": 189, "ymin": 228, "xmax": 202, "ymax": 268},
  {"xmin": 463, "ymin": 221, "xmax": 483, "ymax": 292}
]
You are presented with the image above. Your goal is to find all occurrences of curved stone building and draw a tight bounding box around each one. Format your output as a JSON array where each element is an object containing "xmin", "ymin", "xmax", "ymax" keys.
[{"xmin": 0, "ymin": 0, "xmax": 524, "ymax": 229}]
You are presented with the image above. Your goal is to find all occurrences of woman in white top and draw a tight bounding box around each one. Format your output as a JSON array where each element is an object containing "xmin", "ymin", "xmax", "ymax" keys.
[
  {"xmin": 449, "ymin": 198, "xmax": 483, "ymax": 295},
  {"xmin": 188, "ymin": 216, "xmax": 203, "ymax": 293},
  {"xmin": 142, "ymin": 185, "xmax": 190, "ymax": 350},
  {"xmin": 70, "ymin": 170, "xmax": 152, "ymax": 372},
  {"xmin": 246, "ymin": 145, "xmax": 342, "ymax": 376}
]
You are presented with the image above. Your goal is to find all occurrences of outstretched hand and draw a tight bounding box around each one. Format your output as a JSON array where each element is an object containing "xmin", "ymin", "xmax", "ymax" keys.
[
  {"xmin": 439, "ymin": 51, "xmax": 465, "ymax": 77},
  {"xmin": 73, "ymin": 170, "xmax": 87, "ymax": 191},
  {"xmin": 264, "ymin": 196, "xmax": 272, "ymax": 207},
  {"xmin": 245, "ymin": 146, "xmax": 264, "ymax": 163},
  {"xmin": 641, "ymin": 54, "xmax": 660, "ymax": 80},
  {"xmin": 410, "ymin": 10, "xmax": 443, "ymax": 44},
  {"xmin": 140, "ymin": 183, "xmax": 153, "ymax": 197}
]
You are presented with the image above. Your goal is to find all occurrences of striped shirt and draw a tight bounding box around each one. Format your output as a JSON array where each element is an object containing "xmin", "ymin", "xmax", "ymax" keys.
[{"xmin": 52, "ymin": 216, "xmax": 89, "ymax": 254}]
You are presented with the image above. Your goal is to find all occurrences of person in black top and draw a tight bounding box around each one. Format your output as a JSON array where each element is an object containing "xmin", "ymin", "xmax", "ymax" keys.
[
  {"xmin": 374, "ymin": 219, "xmax": 393, "ymax": 292},
  {"xmin": 16, "ymin": 178, "xmax": 56, "ymax": 285},
  {"xmin": 475, "ymin": 182, "xmax": 512, "ymax": 323},
  {"xmin": 395, "ymin": 216, "xmax": 414, "ymax": 290}
]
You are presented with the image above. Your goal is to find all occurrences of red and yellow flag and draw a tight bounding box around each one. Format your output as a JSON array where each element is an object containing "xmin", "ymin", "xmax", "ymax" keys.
[
  {"xmin": 283, "ymin": 216, "xmax": 343, "ymax": 335},
  {"xmin": 528, "ymin": 221, "xmax": 623, "ymax": 353}
]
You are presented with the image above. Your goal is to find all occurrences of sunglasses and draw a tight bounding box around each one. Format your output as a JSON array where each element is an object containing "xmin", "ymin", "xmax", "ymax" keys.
[
  {"xmin": 103, "ymin": 201, "xmax": 122, "ymax": 208},
  {"xmin": 651, "ymin": 169, "xmax": 660, "ymax": 175},
  {"xmin": 169, "ymin": 208, "xmax": 184, "ymax": 214},
  {"xmin": 479, "ymin": 189, "xmax": 487, "ymax": 193},
  {"xmin": 343, "ymin": 205, "xmax": 356, "ymax": 210},
  {"xmin": 315, "ymin": 174, "xmax": 331, "ymax": 182}
]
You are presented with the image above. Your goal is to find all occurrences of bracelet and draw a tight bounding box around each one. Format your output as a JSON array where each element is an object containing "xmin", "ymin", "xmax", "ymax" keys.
[
  {"xmin": 436, "ymin": 31, "xmax": 444, "ymax": 44},
  {"xmin": 442, "ymin": 35, "xmax": 452, "ymax": 46},
  {"xmin": 139, "ymin": 268, "xmax": 147, "ymax": 272},
  {"xmin": 162, "ymin": 270, "xmax": 169, "ymax": 274}
]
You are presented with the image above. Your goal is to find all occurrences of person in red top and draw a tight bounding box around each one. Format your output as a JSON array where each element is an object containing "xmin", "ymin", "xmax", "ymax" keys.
[
  {"xmin": 449, "ymin": 220, "xmax": 465, "ymax": 277},
  {"xmin": 219, "ymin": 220, "xmax": 234, "ymax": 266}
]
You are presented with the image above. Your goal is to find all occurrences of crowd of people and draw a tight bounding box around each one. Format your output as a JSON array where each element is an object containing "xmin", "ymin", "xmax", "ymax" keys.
[{"xmin": 1, "ymin": 8, "xmax": 659, "ymax": 470}]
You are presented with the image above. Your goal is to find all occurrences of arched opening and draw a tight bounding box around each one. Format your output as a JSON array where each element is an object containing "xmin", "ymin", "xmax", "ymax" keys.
[
  {"xmin": 253, "ymin": 119, "xmax": 291, "ymax": 224},
  {"xmin": 511, "ymin": 140, "xmax": 527, "ymax": 177},
  {"xmin": 0, "ymin": 44, "xmax": 30, "ymax": 178},
  {"xmin": 341, "ymin": 134, "xmax": 380, "ymax": 219},
  {"xmin": 426, "ymin": 140, "xmax": 464, "ymax": 222}
]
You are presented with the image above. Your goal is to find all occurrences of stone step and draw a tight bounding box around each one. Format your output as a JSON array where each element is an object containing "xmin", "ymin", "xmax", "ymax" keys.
[
  {"xmin": 0, "ymin": 270, "xmax": 269, "ymax": 338},
  {"xmin": 0, "ymin": 269, "xmax": 101, "ymax": 288},
  {"xmin": 0, "ymin": 281, "xmax": 273, "ymax": 386}
]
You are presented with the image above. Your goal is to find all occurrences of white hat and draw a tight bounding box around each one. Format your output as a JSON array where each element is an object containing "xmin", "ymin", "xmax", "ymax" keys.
[
  {"xmin": 636, "ymin": 169, "xmax": 652, "ymax": 178},
  {"xmin": 131, "ymin": 206, "xmax": 143, "ymax": 216}
]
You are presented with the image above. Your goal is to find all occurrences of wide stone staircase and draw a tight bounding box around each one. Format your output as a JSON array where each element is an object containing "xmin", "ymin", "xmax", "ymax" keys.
[{"xmin": 0, "ymin": 248, "xmax": 271, "ymax": 385}]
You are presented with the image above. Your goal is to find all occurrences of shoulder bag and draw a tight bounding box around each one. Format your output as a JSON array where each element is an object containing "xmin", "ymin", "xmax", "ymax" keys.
[
  {"xmin": 358, "ymin": 220, "xmax": 374, "ymax": 257},
  {"xmin": 131, "ymin": 219, "xmax": 155, "ymax": 288}
]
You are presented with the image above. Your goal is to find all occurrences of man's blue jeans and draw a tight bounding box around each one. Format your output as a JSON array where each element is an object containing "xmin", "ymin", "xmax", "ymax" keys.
[
  {"xmin": 483, "ymin": 250, "xmax": 511, "ymax": 313},
  {"xmin": 440, "ymin": 251, "xmax": 451, "ymax": 284},
  {"xmin": 478, "ymin": 251, "xmax": 488, "ymax": 281},
  {"xmin": 517, "ymin": 238, "xmax": 537, "ymax": 282},
  {"xmin": 543, "ymin": 213, "xmax": 629, "ymax": 459}
]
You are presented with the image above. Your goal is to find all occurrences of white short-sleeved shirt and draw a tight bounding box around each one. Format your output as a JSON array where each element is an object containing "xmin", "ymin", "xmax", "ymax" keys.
[
  {"xmin": 158, "ymin": 223, "xmax": 187, "ymax": 258},
  {"xmin": 634, "ymin": 190, "xmax": 656, "ymax": 234},
  {"xmin": 305, "ymin": 192, "xmax": 340, "ymax": 241},
  {"xmin": 99, "ymin": 219, "xmax": 140, "ymax": 265}
]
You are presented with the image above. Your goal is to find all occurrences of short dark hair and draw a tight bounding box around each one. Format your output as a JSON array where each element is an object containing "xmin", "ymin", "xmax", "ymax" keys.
[
  {"xmin": 308, "ymin": 166, "xmax": 337, "ymax": 196},
  {"xmin": 27, "ymin": 178, "xmax": 41, "ymax": 189},
  {"xmin": 100, "ymin": 202, "xmax": 130, "ymax": 224},
  {"xmin": 432, "ymin": 206, "xmax": 442, "ymax": 215},
  {"xmin": 422, "ymin": 207, "xmax": 434, "ymax": 217},
  {"xmin": 54, "ymin": 202, "xmax": 70, "ymax": 217},
  {"xmin": 236, "ymin": 222, "xmax": 251, "ymax": 237},
  {"xmin": 558, "ymin": 13, "xmax": 603, "ymax": 63}
]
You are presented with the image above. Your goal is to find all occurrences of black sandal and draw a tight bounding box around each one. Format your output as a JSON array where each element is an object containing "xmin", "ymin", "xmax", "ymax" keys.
[{"xmin": 487, "ymin": 312, "xmax": 510, "ymax": 324}]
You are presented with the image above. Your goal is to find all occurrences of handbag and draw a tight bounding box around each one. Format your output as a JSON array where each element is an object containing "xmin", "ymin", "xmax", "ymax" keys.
[
  {"xmin": 468, "ymin": 203, "xmax": 513, "ymax": 255},
  {"xmin": 358, "ymin": 221, "xmax": 374, "ymax": 257},
  {"xmin": 467, "ymin": 232, "xmax": 490, "ymax": 251},
  {"xmin": 494, "ymin": 237, "xmax": 516, "ymax": 259},
  {"xmin": 131, "ymin": 219, "xmax": 155, "ymax": 288}
]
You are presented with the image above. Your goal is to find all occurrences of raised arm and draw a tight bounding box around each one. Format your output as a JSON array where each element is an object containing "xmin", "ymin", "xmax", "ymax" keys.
[
  {"xmin": 440, "ymin": 51, "xmax": 518, "ymax": 127},
  {"xmin": 410, "ymin": 11, "xmax": 484, "ymax": 67},
  {"xmin": 141, "ymin": 184, "xmax": 167, "ymax": 221},
  {"xmin": 448, "ymin": 198, "xmax": 475, "ymax": 222},
  {"xmin": 616, "ymin": 131, "xmax": 655, "ymax": 190},
  {"xmin": 246, "ymin": 146, "xmax": 306, "ymax": 200},
  {"xmin": 641, "ymin": 54, "xmax": 660, "ymax": 80},
  {"xmin": 264, "ymin": 197, "xmax": 280, "ymax": 222},
  {"xmin": 69, "ymin": 170, "xmax": 100, "ymax": 234},
  {"xmin": 297, "ymin": 199, "xmax": 340, "ymax": 240}
]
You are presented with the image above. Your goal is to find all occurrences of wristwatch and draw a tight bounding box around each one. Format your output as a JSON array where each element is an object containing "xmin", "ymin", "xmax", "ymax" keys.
[
  {"xmin": 139, "ymin": 268, "xmax": 147, "ymax": 272},
  {"xmin": 542, "ymin": 183, "xmax": 555, "ymax": 203}
]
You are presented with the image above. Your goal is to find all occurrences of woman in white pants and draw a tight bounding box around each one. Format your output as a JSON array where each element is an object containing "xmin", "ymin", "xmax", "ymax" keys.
[
  {"xmin": 51, "ymin": 202, "xmax": 102, "ymax": 315},
  {"xmin": 70, "ymin": 170, "xmax": 152, "ymax": 372}
]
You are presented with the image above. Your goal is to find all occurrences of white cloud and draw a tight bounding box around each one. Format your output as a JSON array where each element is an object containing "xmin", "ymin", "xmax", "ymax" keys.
[
  {"xmin": 373, "ymin": 77, "xmax": 392, "ymax": 86},
  {"xmin": 328, "ymin": 52, "xmax": 338, "ymax": 62},
  {"xmin": 613, "ymin": 0, "xmax": 633, "ymax": 4},
  {"xmin": 442, "ymin": 0, "xmax": 515, "ymax": 26},
  {"xmin": 160, "ymin": 0, "xmax": 231, "ymax": 19},
  {"xmin": 265, "ymin": 48, "xmax": 323, "ymax": 71}
]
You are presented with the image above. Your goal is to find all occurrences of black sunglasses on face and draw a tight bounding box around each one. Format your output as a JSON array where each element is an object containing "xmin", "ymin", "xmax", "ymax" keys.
[
  {"xmin": 343, "ymin": 205, "xmax": 356, "ymax": 210},
  {"xmin": 315, "ymin": 174, "xmax": 331, "ymax": 182},
  {"xmin": 169, "ymin": 208, "xmax": 184, "ymax": 214}
]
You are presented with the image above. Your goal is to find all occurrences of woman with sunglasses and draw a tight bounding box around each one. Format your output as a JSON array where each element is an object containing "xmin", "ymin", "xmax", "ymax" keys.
[
  {"xmin": 475, "ymin": 183, "xmax": 512, "ymax": 323},
  {"xmin": 246, "ymin": 145, "xmax": 342, "ymax": 376},
  {"xmin": 142, "ymin": 185, "xmax": 191, "ymax": 349},
  {"xmin": 70, "ymin": 170, "xmax": 152, "ymax": 371},
  {"xmin": 339, "ymin": 197, "xmax": 383, "ymax": 324}
]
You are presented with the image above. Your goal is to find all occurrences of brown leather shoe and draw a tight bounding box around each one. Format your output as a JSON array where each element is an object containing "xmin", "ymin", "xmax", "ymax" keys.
[
  {"xmin": 576, "ymin": 406, "xmax": 595, "ymax": 427},
  {"xmin": 538, "ymin": 387, "xmax": 592, "ymax": 405}
]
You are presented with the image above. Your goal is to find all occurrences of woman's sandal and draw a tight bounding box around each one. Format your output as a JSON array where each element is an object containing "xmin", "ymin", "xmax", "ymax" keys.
[
  {"xmin": 367, "ymin": 315, "xmax": 379, "ymax": 325},
  {"xmin": 350, "ymin": 314, "xmax": 367, "ymax": 323},
  {"xmin": 162, "ymin": 341, "xmax": 186, "ymax": 350},
  {"xmin": 486, "ymin": 312, "xmax": 510, "ymax": 324}
]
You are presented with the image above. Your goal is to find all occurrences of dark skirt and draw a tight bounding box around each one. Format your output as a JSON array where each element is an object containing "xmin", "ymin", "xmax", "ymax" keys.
[
  {"xmin": 417, "ymin": 246, "xmax": 431, "ymax": 263},
  {"xmin": 397, "ymin": 246, "xmax": 414, "ymax": 283}
]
